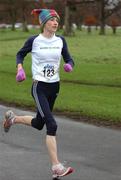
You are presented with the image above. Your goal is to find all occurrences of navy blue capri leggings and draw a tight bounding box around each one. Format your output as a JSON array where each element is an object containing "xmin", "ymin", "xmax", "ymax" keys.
[{"xmin": 31, "ymin": 81, "xmax": 60, "ymax": 136}]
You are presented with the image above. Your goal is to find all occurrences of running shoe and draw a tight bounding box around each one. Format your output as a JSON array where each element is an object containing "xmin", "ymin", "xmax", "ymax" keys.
[
  {"xmin": 3, "ymin": 110, "xmax": 15, "ymax": 132},
  {"xmin": 52, "ymin": 163, "xmax": 74, "ymax": 178}
]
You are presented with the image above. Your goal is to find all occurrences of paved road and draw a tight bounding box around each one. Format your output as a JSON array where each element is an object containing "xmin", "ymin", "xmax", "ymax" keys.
[{"xmin": 0, "ymin": 104, "xmax": 121, "ymax": 180}]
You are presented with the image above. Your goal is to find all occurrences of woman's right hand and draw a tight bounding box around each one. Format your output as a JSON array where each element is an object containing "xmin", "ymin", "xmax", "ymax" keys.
[{"xmin": 16, "ymin": 65, "xmax": 26, "ymax": 82}]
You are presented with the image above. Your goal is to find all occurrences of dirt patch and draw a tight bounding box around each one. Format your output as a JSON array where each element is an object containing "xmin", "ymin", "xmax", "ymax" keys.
[{"xmin": 54, "ymin": 111, "xmax": 121, "ymax": 131}]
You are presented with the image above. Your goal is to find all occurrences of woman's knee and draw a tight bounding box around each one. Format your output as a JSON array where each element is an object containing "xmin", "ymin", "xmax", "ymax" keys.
[
  {"xmin": 46, "ymin": 121, "xmax": 58, "ymax": 136},
  {"xmin": 31, "ymin": 118, "xmax": 45, "ymax": 130}
]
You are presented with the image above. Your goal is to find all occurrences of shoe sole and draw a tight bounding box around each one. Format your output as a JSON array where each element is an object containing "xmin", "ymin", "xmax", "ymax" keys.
[
  {"xmin": 3, "ymin": 120, "xmax": 10, "ymax": 132},
  {"xmin": 59, "ymin": 167, "xmax": 74, "ymax": 177},
  {"xmin": 53, "ymin": 167, "xmax": 74, "ymax": 178}
]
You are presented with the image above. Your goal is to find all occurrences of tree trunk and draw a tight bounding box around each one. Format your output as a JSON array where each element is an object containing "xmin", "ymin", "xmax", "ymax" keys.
[
  {"xmin": 99, "ymin": 19, "xmax": 105, "ymax": 35},
  {"xmin": 22, "ymin": 9, "xmax": 29, "ymax": 32},
  {"xmin": 112, "ymin": 27, "xmax": 116, "ymax": 34},
  {"xmin": 99, "ymin": 0, "xmax": 106, "ymax": 35},
  {"xmin": 63, "ymin": 5, "xmax": 72, "ymax": 36},
  {"xmin": 11, "ymin": 23, "xmax": 15, "ymax": 31},
  {"xmin": 22, "ymin": 21, "xmax": 29, "ymax": 32},
  {"xmin": 10, "ymin": 11, "xmax": 16, "ymax": 31},
  {"xmin": 87, "ymin": 26, "xmax": 91, "ymax": 33}
]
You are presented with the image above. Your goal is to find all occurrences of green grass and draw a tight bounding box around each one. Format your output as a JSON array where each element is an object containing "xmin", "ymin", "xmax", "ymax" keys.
[
  {"xmin": 55, "ymin": 83, "xmax": 121, "ymax": 121},
  {"xmin": 0, "ymin": 28, "xmax": 121, "ymax": 123}
]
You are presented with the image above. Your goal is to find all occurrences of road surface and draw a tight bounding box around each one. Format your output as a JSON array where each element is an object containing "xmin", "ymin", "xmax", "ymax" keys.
[{"xmin": 0, "ymin": 104, "xmax": 121, "ymax": 180}]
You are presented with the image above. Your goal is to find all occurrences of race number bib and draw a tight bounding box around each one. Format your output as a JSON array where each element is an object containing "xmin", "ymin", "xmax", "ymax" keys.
[{"xmin": 43, "ymin": 64, "xmax": 55, "ymax": 78}]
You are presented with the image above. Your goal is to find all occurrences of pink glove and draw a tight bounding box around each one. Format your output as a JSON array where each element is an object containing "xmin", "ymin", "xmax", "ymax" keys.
[
  {"xmin": 64, "ymin": 63, "xmax": 73, "ymax": 72},
  {"xmin": 16, "ymin": 68, "xmax": 26, "ymax": 82}
]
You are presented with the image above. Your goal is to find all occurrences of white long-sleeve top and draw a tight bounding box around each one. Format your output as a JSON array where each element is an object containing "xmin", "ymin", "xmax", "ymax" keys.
[{"xmin": 16, "ymin": 34, "xmax": 74, "ymax": 83}]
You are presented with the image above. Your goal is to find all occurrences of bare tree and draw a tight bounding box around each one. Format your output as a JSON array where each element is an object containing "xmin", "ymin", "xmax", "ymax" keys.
[
  {"xmin": 3, "ymin": 0, "xmax": 18, "ymax": 31},
  {"xmin": 96, "ymin": 0, "xmax": 121, "ymax": 35},
  {"xmin": 2, "ymin": 0, "xmax": 36, "ymax": 31},
  {"xmin": 20, "ymin": 0, "xmax": 29, "ymax": 32},
  {"xmin": 63, "ymin": 0, "xmax": 72, "ymax": 36},
  {"xmin": 63, "ymin": 0, "xmax": 93, "ymax": 36},
  {"xmin": 18, "ymin": 0, "xmax": 38, "ymax": 32}
]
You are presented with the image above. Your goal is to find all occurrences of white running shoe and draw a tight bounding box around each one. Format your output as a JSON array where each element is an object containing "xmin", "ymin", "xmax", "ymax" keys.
[
  {"xmin": 52, "ymin": 163, "xmax": 74, "ymax": 178},
  {"xmin": 3, "ymin": 110, "xmax": 15, "ymax": 132}
]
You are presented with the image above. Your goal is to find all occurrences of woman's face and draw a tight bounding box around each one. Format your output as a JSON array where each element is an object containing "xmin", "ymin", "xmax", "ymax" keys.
[{"xmin": 43, "ymin": 17, "xmax": 59, "ymax": 33}]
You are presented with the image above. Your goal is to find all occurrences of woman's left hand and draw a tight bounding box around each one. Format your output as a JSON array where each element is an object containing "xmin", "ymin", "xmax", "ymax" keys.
[{"xmin": 63, "ymin": 63, "xmax": 73, "ymax": 72}]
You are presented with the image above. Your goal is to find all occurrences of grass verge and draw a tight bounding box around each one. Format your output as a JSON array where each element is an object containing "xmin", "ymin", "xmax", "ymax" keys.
[{"xmin": 0, "ymin": 29, "xmax": 121, "ymax": 128}]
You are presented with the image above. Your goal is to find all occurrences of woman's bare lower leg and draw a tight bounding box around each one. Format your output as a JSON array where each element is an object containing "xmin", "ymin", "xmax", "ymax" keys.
[
  {"xmin": 13, "ymin": 115, "xmax": 60, "ymax": 166},
  {"xmin": 46, "ymin": 135, "xmax": 60, "ymax": 166},
  {"xmin": 14, "ymin": 115, "xmax": 33, "ymax": 126}
]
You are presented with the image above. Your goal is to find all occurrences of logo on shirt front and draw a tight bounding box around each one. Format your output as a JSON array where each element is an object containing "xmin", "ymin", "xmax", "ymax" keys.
[{"xmin": 40, "ymin": 47, "xmax": 60, "ymax": 49}]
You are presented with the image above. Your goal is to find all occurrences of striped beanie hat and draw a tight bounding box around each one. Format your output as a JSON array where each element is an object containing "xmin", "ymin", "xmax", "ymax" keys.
[{"xmin": 31, "ymin": 9, "xmax": 60, "ymax": 25}]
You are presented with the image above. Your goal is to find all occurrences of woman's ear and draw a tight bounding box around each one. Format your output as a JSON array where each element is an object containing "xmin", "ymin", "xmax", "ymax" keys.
[{"xmin": 39, "ymin": 19, "xmax": 42, "ymax": 25}]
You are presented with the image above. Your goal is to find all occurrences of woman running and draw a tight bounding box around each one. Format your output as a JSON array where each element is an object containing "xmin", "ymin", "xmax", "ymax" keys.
[{"xmin": 3, "ymin": 8, "xmax": 74, "ymax": 179}]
